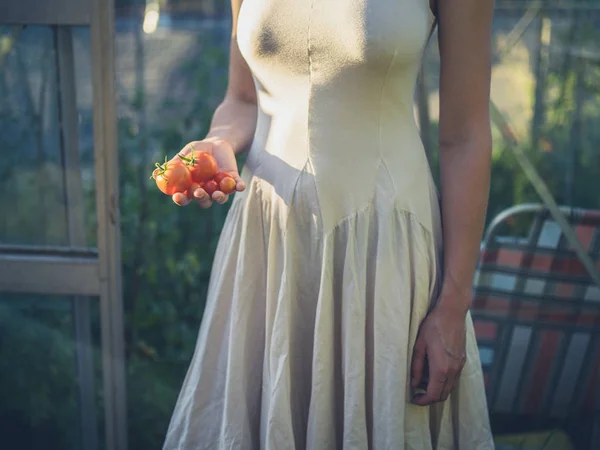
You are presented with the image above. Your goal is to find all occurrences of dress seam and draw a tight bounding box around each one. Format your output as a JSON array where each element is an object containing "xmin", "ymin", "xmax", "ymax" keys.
[
  {"xmin": 305, "ymin": 0, "xmax": 324, "ymax": 232},
  {"xmin": 323, "ymin": 197, "xmax": 434, "ymax": 242},
  {"xmin": 378, "ymin": 48, "xmax": 399, "ymax": 194},
  {"xmin": 278, "ymin": 0, "xmax": 315, "ymax": 239},
  {"xmin": 254, "ymin": 179, "xmax": 270, "ymax": 268},
  {"xmin": 322, "ymin": 200, "xmax": 438, "ymax": 304},
  {"xmin": 281, "ymin": 160, "xmax": 310, "ymax": 239}
]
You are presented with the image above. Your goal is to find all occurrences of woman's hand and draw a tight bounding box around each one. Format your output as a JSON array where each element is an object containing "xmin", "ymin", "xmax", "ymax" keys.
[
  {"xmin": 172, "ymin": 138, "xmax": 246, "ymax": 208},
  {"xmin": 410, "ymin": 300, "xmax": 467, "ymax": 406}
]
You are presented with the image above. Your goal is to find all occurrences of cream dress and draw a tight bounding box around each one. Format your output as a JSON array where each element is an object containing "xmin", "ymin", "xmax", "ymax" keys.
[{"xmin": 163, "ymin": 0, "xmax": 493, "ymax": 448}]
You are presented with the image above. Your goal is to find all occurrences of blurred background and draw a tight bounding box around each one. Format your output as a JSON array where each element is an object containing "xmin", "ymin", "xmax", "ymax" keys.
[{"xmin": 0, "ymin": 0, "xmax": 599, "ymax": 449}]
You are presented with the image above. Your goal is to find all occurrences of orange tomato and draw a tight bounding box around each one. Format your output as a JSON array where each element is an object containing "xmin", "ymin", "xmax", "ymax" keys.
[
  {"xmin": 219, "ymin": 176, "xmax": 236, "ymax": 194},
  {"xmin": 152, "ymin": 158, "xmax": 192, "ymax": 196},
  {"xmin": 179, "ymin": 150, "xmax": 218, "ymax": 183}
]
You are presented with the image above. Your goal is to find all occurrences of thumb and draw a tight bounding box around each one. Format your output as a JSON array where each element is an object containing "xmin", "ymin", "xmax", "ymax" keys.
[
  {"xmin": 411, "ymin": 336, "xmax": 427, "ymax": 389},
  {"xmin": 231, "ymin": 171, "xmax": 246, "ymax": 192}
]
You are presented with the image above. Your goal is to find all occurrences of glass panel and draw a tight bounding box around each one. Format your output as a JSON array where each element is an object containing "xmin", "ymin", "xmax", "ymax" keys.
[
  {"xmin": 0, "ymin": 25, "xmax": 96, "ymax": 248},
  {"xmin": 421, "ymin": 3, "xmax": 600, "ymax": 221},
  {"xmin": 0, "ymin": 293, "xmax": 103, "ymax": 450}
]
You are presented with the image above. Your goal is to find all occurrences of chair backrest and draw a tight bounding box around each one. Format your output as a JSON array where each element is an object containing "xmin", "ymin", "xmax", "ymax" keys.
[{"xmin": 471, "ymin": 203, "xmax": 600, "ymax": 421}]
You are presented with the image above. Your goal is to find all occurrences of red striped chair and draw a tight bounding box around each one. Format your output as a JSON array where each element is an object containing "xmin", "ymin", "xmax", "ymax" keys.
[{"xmin": 471, "ymin": 203, "xmax": 600, "ymax": 448}]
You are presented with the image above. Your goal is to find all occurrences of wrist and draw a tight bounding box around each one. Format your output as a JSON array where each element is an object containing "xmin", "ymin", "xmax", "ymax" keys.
[
  {"xmin": 435, "ymin": 278, "xmax": 473, "ymax": 318},
  {"xmin": 203, "ymin": 134, "xmax": 239, "ymax": 154},
  {"xmin": 203, "ymin": 134, "xmax": 229, "ymax": 146},
  {"xmin": 434, "ymin": 292, "xmax": 471, "ymax": 319}
]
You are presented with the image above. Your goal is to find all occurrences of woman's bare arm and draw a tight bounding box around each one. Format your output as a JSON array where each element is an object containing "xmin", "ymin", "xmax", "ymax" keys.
[
  {"xmin": 173, "ymin": 0, "xmax": 257, "ymax": 207},
  {"xmin": 412, "ymin": 0, "xmax": 493, "ymax": 406},
  {"xmin": 435, "ymin": 0, "xmax": 493, "ymax": 313},
  {"xmin": 204, "ymin": 0, "xmax": 258, "ymax": 155}
]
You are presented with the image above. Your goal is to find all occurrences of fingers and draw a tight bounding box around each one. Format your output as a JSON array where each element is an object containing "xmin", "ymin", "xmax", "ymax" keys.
[
  {"xmin": 211, "ymin": 191, "xmax": 229, "ymax": 205},
  {"xmin": 412, "ymin": 357, "xmax": 464, "ymax": 406},
  {"xmin": 171, "ymin": 188, "xmax": 234, "ymax": 208},
  {"xmin": 440, "ymin": 353, "xmax": 466, "ymax": 400},
  {"xmin": 413, "ymin": 367, "xmax": 447, "ymax": 406},
  {"xmin": 172, "ymin": 192, "xmax": 189, "ymax": 206},
  {"xmin": 227, "ymin": 171, "xmax": 246, "ymax": 192},
  {"xmin": 234, "ymin": 176, "xmax": 246, "ymax": 192},
  {"xmin": 440, "ymin": 373, "xmax": 457, "ymax": 401},
  {"xmin": 411, "ymin": 337, "xmax": 427, "ymax": 392},
  {"xmin": 193, "ymin": 188, "xmax": 213, "ymax": 209},
  {"xmin": 193, "ymin": 188, "xmax": 234, "ymax": 207},
  {"xmin": 172, "ymin": 189, "xmax": 214, "ymax": 208}
]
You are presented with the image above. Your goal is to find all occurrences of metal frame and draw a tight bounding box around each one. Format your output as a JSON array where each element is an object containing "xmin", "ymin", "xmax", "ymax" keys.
[
  {"xmin": 473, "ymin": 203, "xmax": 600, "ymax": 445},
  {"xmin": 90, "ymin": 1, "xmax": 128, "ymax": 449},
  {"xmin": 0, "ymin": 251, "xmax": 100, "ymax": 296},
  {"xmin": 0, "ymin": 1, "xmax": 127, "ymax": 450},
  {"xmin": 496, "ymin": 1, "xmax": 600, "ymax": 11},
  {"xmin": 56, "ymin": 26, "xmax": 99, "ymax": 450}
]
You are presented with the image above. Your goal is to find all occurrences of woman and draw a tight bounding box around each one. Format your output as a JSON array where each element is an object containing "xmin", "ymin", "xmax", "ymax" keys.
[{"xmin": 164, "ymin": 0, "xmax": 494, "ymax": 448}]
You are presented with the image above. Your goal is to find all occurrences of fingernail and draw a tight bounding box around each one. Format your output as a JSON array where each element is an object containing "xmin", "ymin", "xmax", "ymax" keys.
[{"xmin": 194, "ymin": 190, "xmax": 205, "ymax": 199}]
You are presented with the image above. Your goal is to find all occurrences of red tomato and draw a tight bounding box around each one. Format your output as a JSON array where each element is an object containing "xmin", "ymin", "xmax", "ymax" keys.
[
  {"xmin": 203, "ymin": 180, "xmax": 219, "ymax": 197},
  {"xmin": 179, "ymin": 150, "xmax": 218, "ymax": 183},
  {"xmin": 186, "ymin": 182, "xmax": 203, "ymax": 200},
  {"xmin": 152, "ymin": 158, "xmax": 192, "ymax": 196},
  {"xmin": 219, "ymin": 176, "xmax": 236, "ymax": 194}
]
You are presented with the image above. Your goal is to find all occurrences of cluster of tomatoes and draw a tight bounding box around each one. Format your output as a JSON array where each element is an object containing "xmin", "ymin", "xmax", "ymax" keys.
[{"xmin": 152, "ymin": 150, "xmax": 236, "ymax": 199}]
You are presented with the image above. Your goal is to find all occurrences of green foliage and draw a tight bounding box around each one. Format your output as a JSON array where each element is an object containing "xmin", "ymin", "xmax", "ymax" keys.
[
  {"xmin": 0, "ymin": 298, "xmax": 84, "ymax": 450},
  {"xmin": 114, "ymin": 28, "xmax": 233, "ymax": 449}
]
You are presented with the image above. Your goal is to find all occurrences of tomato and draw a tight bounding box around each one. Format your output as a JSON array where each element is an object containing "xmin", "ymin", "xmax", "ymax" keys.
[
  {"xmin": 186, "ymin": 182, "xmax": 203, "ymax": 200},
  {"xmin": 152, "ymin": 158, "xmax": 192, "ymax": 196},
  {"xmin": 213, "ymin": 171, "xmax": 230, "ymax": 184},
  {"xmin": 219, "ymin": 176, "xmax": 236, "ymax": 194},
  {"xmin": 179, "ymin": 150, "xmax": 218, "ymax": 183},
  {"xmin": 203, "ymin": 180, "xmax": 219, "ymax": 197},
  {"xmin": 213, "ymin": 171, "xmax": 236, "ymax": 195}
]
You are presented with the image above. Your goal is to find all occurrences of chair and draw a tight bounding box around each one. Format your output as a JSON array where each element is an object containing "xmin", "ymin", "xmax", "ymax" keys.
[{"xmin": 471, "ymin": 203, "xmax": 600, "ymax": 449}]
